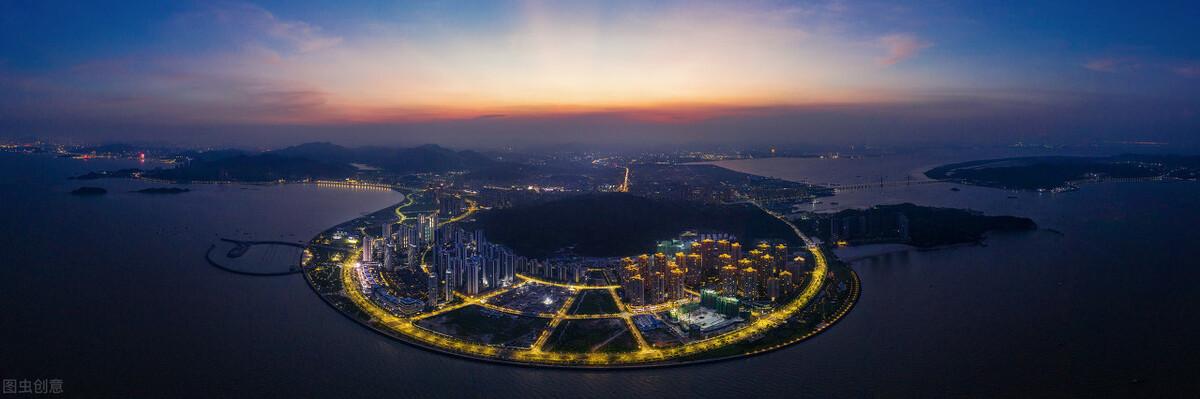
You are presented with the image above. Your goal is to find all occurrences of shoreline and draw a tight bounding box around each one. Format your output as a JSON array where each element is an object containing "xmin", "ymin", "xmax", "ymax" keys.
[{"xmin": 299, "ymin": 198, "xmax": 860, "ymax": 369}]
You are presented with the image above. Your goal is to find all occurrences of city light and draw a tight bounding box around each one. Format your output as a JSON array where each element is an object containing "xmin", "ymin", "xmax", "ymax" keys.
[{"xmin": 319, "ymin": 187, "xmax": 843, "ymax": 366}]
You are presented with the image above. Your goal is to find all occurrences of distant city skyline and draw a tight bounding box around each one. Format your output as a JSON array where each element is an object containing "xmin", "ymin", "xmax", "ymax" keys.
[{"xmin": 1, "ymin": 1, "xmax": 1198, "ymax": 148}]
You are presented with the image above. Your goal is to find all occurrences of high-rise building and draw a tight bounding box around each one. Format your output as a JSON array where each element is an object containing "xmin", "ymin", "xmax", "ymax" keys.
[
  {"xmin": 418, "ymin": 213, "xmax": 438, "ymax": 245},
  {"xmin": 443, "ymin": 266, "xmax": 455, "ymax": 303},
  {"xmin": 648, "ymin": 271, "xmax": 665, "ymax": 304},
  {"xmin": 717, "ymin": 253, "xmax": 733, "ymax": 270},
  {"xmin": 426, "ymin": 273, "xmax": 439, "ymax": 308},
  {"xmin": 766, "ymin": 276, "xmax": 780, "ymax": 301},
  {"xmin": 465, "ymin": 255, "xmax": 482, "ymax": 296},
  {"xmin": 361, "ymin": 235, "xmax": 374, "ymax": 262},
  {"xmin": 653, "ymin": 252, "xmax": 668, "ymax": 273},
  {"xmin": 774, "ymin": 243, "xmax": 788, "ymax": 261},
  {"xmin": 501, "ymin": 250, "xmax": 515, "ymax": 287},
  {"xmin": 383, "ymin": 243, "xmax": 393, "ymax": 270},
  {"xmin": 698, "ymin": 239, "xmax": 717, "ymax": 277},
  {"xmin": 740, "ymin": 267, "xmax": 759, "ymax": 299},
  {"xmin": 758, "ymin": 253, "xmax": 774, "ymax": 275},
  {"xmin": 668, "ymin": 267, "xmax": 685, "ymax": 301},
  {"xmin": 720, "ymin": 264, "xmax": 739, "ymax": 296},
  {"xmin": 786, "ymin": 257, "xmax": 806, "ymax": 283},
  {"xmin": 779, "ymin": 271, "xmax": 795, "ymax": 296},
  {"xmin": 685, "ymin": 253, "xmax": 702, "ymax": 285},
  {"xmin": 625, "ymin": 275, "xmax": 645, "ymax": 307},
  {"xmin": 620, "ymin": 257, "xmax": 638, "ymax": 280}
]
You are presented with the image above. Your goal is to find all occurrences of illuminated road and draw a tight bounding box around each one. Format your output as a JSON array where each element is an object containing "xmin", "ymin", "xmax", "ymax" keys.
[
  {"xmin": 411, "ymin": 278, "xmax": 525, "ymax": 321},
  {"xmin": 453, "ymin": 282, "xmax": 673, "ymax": 320},
  {"xmin": 617, "ymin": 167, "xmax": 630, "ymax": 192},
  {"xmin": 515, "ymin": 273, "xmax": 619, "ymax": 290},
  {"xmin": 531, "ymin": 294, "xmax": 577, "ymax": 352},
  {"xmin": 611, "ymin": 287, "xmax": 651, "ymax": 351},
  {"xmin": 393, "ymin": 193, "xmax": 415, "ymax": 223},
  {"xmin": 437, "ymin": 197, "xmax": 478, "ymax": 227}
]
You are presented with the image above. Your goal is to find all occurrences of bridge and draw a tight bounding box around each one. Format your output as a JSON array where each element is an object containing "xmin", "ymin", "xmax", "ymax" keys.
[
  {"xmin": 206, "ymin": 239, "xmax": 314, "ymax": 276},
  {"xmin": 824, "ymin": 178, "xmax": 950, "ymax": 192},
  {"xmin": 309, "ymin": 180, "xmax": 402, "ymax": 191}
]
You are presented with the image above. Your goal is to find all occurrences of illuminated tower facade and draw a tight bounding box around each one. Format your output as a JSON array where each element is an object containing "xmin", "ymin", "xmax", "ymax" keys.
[
  {"xmin": 720, "ymin": 264, "xmax": 739, "ymax": 296},
  {"xmin": 361, "ymin": 235, "xmax": 373, "ymax": 262},
  {"xmin": 740, "ymin": 267, "xmax": 759, "ymax": 300},
  {"xmin": 668, "ymin": 267, "xmax": 685, "ymax": 301},
  {"xmin": 625, "ymin": 276, "xmax": 645, "ymax": 307},
  {"xmin": 426, "ymin": 273, "xmax": 439, "ymax": 307}
]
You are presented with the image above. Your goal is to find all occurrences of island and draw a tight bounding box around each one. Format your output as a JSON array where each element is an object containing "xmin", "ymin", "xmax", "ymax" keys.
[
  {"xmin": 134, "ymin": 187, "xmax": 191, "ymax": 195},
  {"xmin": 50, "ymin": 140, "xmax": 861, "ymax": 368},
  {"xmin": 799, "ymin": 203, "xmax": 1037, "ymax": 247},
  {"xmin": 70, "ymin": 186, "xmax": 107, "ymax": 196},
  {"xmin": 70, "ymin": 168, "xmax": 142, "ymax": 180},
  {"xmin": 925, "ymin": 154, "xmax": 1200, "ymax": 191},
  {"xmin": 299, "ymin": 189, "xmax": 859, "ymax": 368}
]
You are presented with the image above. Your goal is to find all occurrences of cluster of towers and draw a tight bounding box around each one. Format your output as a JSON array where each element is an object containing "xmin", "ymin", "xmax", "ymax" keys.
[
  {"xmin": 362, "ymin": 209, "xmax": 522, "ymax": 308},
  {"xmin": 619, "ymin": 253, "xmax": 687, "ymax": 307},
  {"xmin": 518, "ymin": 258, "xmax": 587, "ymax": 284},
  {"xmin": 429, "ymin": 226, "xmax": 522, "ymax": 302},
  {"xmin": 620, "ymin": 238, "xmax": 807, "ymax": 307},
  {"xmin": 361, "ymin": 213, "xmax": 436, "ymax": 274}
]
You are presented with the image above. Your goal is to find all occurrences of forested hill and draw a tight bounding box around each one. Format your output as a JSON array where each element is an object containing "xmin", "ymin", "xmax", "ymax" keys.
[{"xmin": 468, "ymin": 192, "xmax": 798, "ymax": 258}]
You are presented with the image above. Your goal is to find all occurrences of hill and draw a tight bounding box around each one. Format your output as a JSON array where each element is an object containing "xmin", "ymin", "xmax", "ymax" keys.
[
  {"xmin": 467, "ymin": 193, "xmax": 798, "ymax": 258},
  {"xmin": 802, "ymin": 203, "xmax": 1036, "ymax": 247},
  {"xmin": 144, "ymin": 154, "xmax": 356, "ymax": 182},
  {"xmin": 925, "ymin": 154, "xmax": 1200, "ymax": 190},
  {"xmin": 270, "ymin": 142, "xmax": 498, "ymax": 173}
]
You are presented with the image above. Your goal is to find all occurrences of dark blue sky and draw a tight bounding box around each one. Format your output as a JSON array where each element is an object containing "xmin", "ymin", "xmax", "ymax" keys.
[{"xmin": 1, "ymin": 1, "xmax": 1197, "ymax": 149}]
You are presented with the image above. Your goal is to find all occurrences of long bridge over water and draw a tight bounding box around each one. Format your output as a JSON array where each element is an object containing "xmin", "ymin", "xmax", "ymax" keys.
[{"xmin": 825, "ymin": 179, "xmax": 950, "ymax": 192}]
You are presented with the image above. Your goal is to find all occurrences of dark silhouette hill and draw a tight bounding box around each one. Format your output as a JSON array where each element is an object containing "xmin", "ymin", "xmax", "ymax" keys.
[
  {"xmin": 270, "ymin": 142, "xmax": 497, "ymax": 173},
  {"xmin": 145, "ymin": 154, "xmax": 355, "ymax": 182},
  {"xmin": 468, "ymin": 192, "xmax": 798, "ymax": 258}
]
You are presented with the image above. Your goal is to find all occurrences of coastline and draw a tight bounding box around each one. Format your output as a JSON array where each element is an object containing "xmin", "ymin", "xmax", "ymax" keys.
[{"xmin": 299, "ymin": 197, "xmax": 860, "ymax": 369}]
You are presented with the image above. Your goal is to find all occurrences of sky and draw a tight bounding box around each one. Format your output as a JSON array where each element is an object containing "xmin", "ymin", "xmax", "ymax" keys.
[{"xmin": 0, "ymin": 0, "xmax": 1198, "ymax": 149}]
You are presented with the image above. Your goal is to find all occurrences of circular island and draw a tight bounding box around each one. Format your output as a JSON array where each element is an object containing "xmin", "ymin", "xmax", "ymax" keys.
[{"xmin": 301, "ymin": 191, "xmax": 859, "ymax": 368}]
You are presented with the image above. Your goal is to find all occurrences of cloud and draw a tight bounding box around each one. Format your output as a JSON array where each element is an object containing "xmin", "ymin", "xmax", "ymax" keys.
[
  {"xmin": 262, "ymin": 13, "xmax": 343, "ymax": 52},
  {"xmin": 1082, "ymin": 57, "xmax": 1138, "ymax": 73},
  {"xmin": 1174, "ymin": 65, "xmax": 1200, "ymax": 78},
  {"xmin": 181, "ymin": 2, "xmax": 342, "ymax": 53},
  {"xmin": 1083, "ymin": 59, "xmax": 1117, "ymax": 72},
  {"xmin": 878, "ymin": 33, "xmax": 931, "ymax": 66}
]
